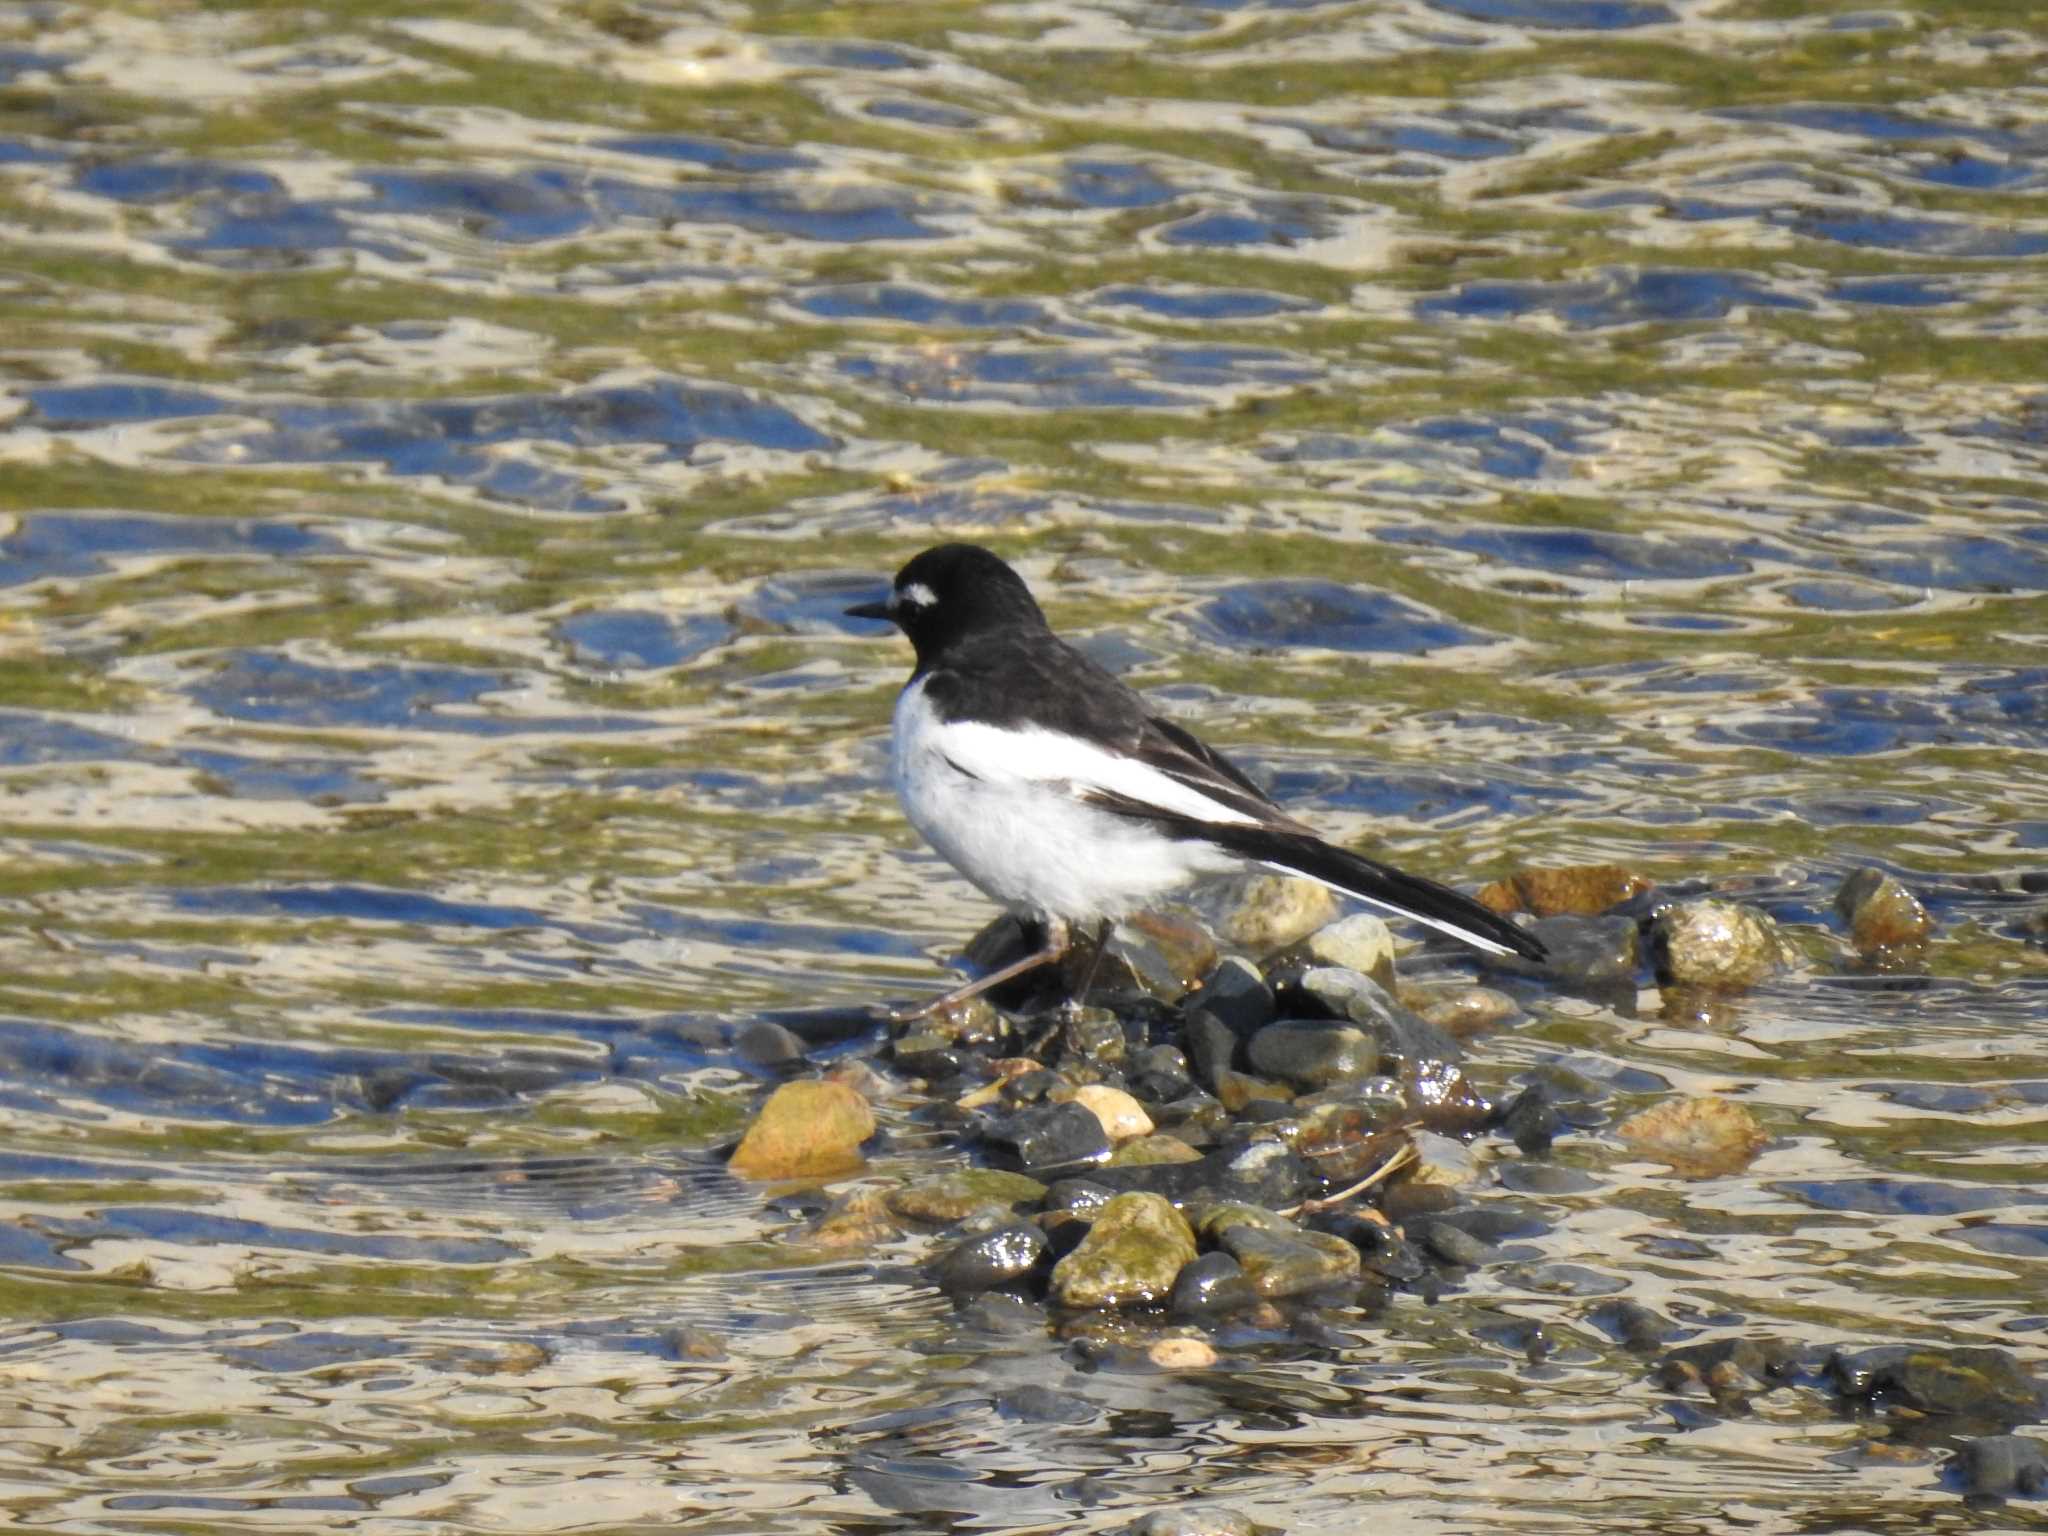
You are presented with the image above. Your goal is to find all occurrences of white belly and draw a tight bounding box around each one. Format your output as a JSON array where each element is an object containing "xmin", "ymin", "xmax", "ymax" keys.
[{"xmin": 889, "ymin": 678, "xmax": 1235, "ymax": 922}]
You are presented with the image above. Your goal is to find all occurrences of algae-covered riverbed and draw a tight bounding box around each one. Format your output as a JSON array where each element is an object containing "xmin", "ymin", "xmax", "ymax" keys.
[{"xmin": 0, "ymin": 0, "xmax": 2044, "ymax": 1530}]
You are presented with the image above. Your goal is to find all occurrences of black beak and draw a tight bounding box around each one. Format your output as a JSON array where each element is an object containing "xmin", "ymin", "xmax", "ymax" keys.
[{"xmin": 844, "ymin": 599, "xmax": 893, "ymax": 623}]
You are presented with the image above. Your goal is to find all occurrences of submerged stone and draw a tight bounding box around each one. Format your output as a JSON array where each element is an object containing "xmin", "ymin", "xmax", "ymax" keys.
[
  {"xmin": 1524, "ymin": 914, "xmax": 1640, "ymax": 986},
  {"xmin": 887, "ymin": 1169, "xmax": 1048, "ymax": 1226},
  {"xmin": 1049, "ymin": 1192, "xmax": 1198, "ymax": 1309},
  {"xmin": 1616, "ymin": 1095, "xmax": 1768, "ymax": 1178},
  {"xmin": 1169, "ymin": 1250, "xmax": 1261, "ymax": 1318},
  {"xmin": 1481, "ymin": 864, "xmax": 1652, "ymax": 917},
  {"xmin": 727, "ymin": 1079, "xmax": 875, "ymax": 1180}
]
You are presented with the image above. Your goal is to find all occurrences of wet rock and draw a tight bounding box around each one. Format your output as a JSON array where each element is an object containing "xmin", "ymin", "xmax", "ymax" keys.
[
  {"xmin": 1835, "ymin": 866, "xmax": 1934, "ymax": 956},
  {"xmin": 1185, "ymin": 956, "xmax": 1275, "ymax": 1038},
  {"xmin": 995, "ymin": 1384, "xmax": 1097, "ymax": 1423},
  {"xmin": 955, "ymin": 1293, "xmax": 1047, "ymax": 1335},
  {"xmin": 1405, "ymin": 1215, "xmax": 1501, "ymax": 1268},
  {"xmin": 887, "ymin": 1169, "xmax": 1048, "ymax": 1226},
  {"xmin": 1048, "ymin": 1192, "xmax": 1197, "ymax": 1309},
  {"xmin": 1480, "ymin": 864, "xmax": 1653, "ymax": 918},
  {"xmin": 1217, "ymin": 872, "xmax": 1337, "ymax": 952},
  {"xmin": 728, "ymin": 1079, "xmax": 875, "ymax": 1180},
  {"xmin": 1226, "ymin": 1224, "xmax": 1361, "ymax": 1298},
  {"xmin": 1213, "ymin": 1068, "xmax": 1292, "ymax": 1113},
  {"xmin": 1616, "ymin": 1095, "xmax": 1768, "ymax": 1178},
  {"xmin": 661, "ymin": 1326, "xmax": 727, "ymax": 1362},
  {"xmin": 1118, "ymin": 909, "xmax": 1220, "ymax": 996},
  {"xmin": 1247, "ymin": 1019, "xmax": 1379, "ymax": 1091},
  {"xmin": 1118, "ymin": 1507, "xmax": 1255, "ymax": 1536},
  {"xmin": 1953, "ymin": 1434, "xmax": 2048, "ymax": 1499},
  {"xmin": 1084, "ymin": 1139, "xmax": 1312, "ymax": 1209},
  {"xmin": 1405, "ymin": 1056, "xmax": 1494, "ymax": 1137},
  {"xmin": 1071, "ymin": 1083, "xmax": 1154, "ymax": 1142},
  {"xmin": 1301, "ymin": 913, "xmax": 1397, "ymax": 986},
  {"xmin": 928, "ymin": 1221, "xmax": 1050, "ymax": 1294},
  {"xmin": 978, "ymin": 1101, "xmax": 1112, "ymax": 1176},
  {"xmin": 1523, "ymin": 914, "xmax": 1639, "ymax": 986},
  {"xmin": 1505, "ymin": 1262, "xmax": 1627, "ymax": 1298},
  {"xmin": 1652, "ymin": 899, "xmax": 1788, "ymax": 990},
  {"xmin": 1145, "ymin": 1335, "xmax": 1219, "ymax": 1370},
  {"xmin": 1657, "ymin": 1337, "xmax": 1800, "ymax": 1400},
  {"xmin": 1336, "ymin": 1218, "xmax": 1428, "ymax": 1284},
  {"xmin": 1828, "ymin": 1345, "xmax": 2047, "ymax": 1427},
  {"xmin": 1498, "ymin": 1083, "xmax": 1565, "ymax": 1155},
  {"xmin": 1128, "ymin": 1044, "xmax": 1195, "ymax": 1102},
  {"xmin": 1057, "ymin": 1006, "xmax": 1126, "ymax": 1070},
  {"xmin": 1043, "ymin": 1178, "xmax": 1116, "ymax": 1218},
  {"xmin": 1169, "ymin": 1250, "xmax": 1261, "ymax": 1318},
  {"xmin": 1107, "ymin": 1133, "xmax": 1204, "ymax": 1167},
  {"xmin": 1586, "ymin": 1298, "xmax": 1685, "ymax": 1352},
  {"xmin": 804, "ymin": 1188, "xmax": 900, "ymax": 1249},
  {"xmin": 1402, "ymin": 1129, "xmax": 1481, "ymax": 1189},
  {"xmin": 1401, "ymin": 982, "xmax": 1518, "ymax": 1038},
  {"xmin": 1184, "ymin": 1009, "xmax": 1242, "ymax": 1094},
  {"xmin": 1378, "ymin": 1177, "xmax": 1459, "ymax": 1222},
  {"xmin": 1497, "ymin": 1161, "xmax": 1599, "ymax": 1195},
  {"xmin": 735, "ymin": 1018, "xmax": 808, "ymax": 1071}
]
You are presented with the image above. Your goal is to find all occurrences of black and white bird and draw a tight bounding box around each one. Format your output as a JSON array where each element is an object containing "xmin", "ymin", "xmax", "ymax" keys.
[{"xmin": 847, "ymin": 543, "xmax": 1544, "ymax": 1016}]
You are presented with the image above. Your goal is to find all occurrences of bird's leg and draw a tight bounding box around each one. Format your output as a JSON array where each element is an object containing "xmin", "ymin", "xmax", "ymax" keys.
[
  {"xmin": 889, "ymin": 917, "xmax": 1071, "ymax": 1024},
  {"xmin": 1064, "ymin": 918, "xmax": 1116, "ymax": 1016}
]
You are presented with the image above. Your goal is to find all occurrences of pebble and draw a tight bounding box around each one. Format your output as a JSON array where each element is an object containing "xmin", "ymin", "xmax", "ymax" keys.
[
  {"xmin": 1072, "ymin": 1083, "xmax": 1155, "ymax": 1142},
  {"xmin": 1835, "ymin": 866, "xmax": 1934, "ymax": 955},
  {"xmin": 929, "ymin": 1221, "xmax": 1050, "ymax": 1294},
  {"xmin": 1218, "ymin": 872, "xmax": 1338, "ymax": 951},
  {"xmin": 1118, "ymin": 1507, "xmax": 1254, "ymax": 1536},
  {"xmin": 1146, "ymin": 1335, "xmax": 1220, "ymax": 1370},
  {"xmin": 1403, "ymin": 1128, "xmax": 1482, "ymax": 1188},
  {"xmin": 1523, "ymin": 914, "xmax": 1639, "ymax": 986},
  {"xmin": 727, "ymin": 1079, "xmax": 876, "ymax": 1180},
  {"xmin": 1616, "ymin": 1095, "xmax": 1768, "ymax": 1178},
  {"xmin": 1402, "ymin": 983, "xmax": 1519, "ymax": 1037},
  {"xmin": 978, "ymin": 1100, "xmax": 1112, "ymax": 1176},
  {"xmin": 1049, "ymin": 1192, "xmax": 1198, "ymax": 1309},
  {"xmin": 1481, "ymin": 864, "xmax": 1652, "ymax": 918},
  {"xmin": 1169, "ymin": 1251, "xmax": 1260, "ymax": 1318},
  {"xmin": 1108, "ymin": 1133, "xmax": 1204, "ymax": 1167},
  {"xmin": 1652, "ymin": 899, "xmax": 1787, "ymax": 990},
  {"xmin": 1302, "ymin": 913, "xmax": 1397, "ymax": 984},
  {"xmin": 1184, "ymin": 957, "xmax": 1275, "ymax": 1038},
  {"xmin": 1246, "ymin": 1019, "xmax": 1379, "ymax": 1091},
  {"xmin": 887, "ymin": 1169, "xmax": 1048, "ymax": 1226},
  {"xmin": 1954, "ymin": 1434, "xmax": 2048, "ymax": 1499}
]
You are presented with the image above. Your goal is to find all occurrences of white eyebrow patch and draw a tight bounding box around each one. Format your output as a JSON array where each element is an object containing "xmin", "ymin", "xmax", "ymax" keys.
[{"xmin": 896, "ymin": 581, "xmax": 938, "ymax": 609}]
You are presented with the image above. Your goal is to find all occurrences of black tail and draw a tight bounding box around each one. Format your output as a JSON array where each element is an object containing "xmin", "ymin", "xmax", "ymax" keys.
[{"xmin": 1207, "ymin": 824, "xmax": 1547, "ymax": 964}]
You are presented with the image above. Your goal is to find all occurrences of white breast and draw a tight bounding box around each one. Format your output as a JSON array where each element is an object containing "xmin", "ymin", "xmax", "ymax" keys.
[{"xmin": 888, "ymin": 677, "xmax": 1241, "ymax": 923}]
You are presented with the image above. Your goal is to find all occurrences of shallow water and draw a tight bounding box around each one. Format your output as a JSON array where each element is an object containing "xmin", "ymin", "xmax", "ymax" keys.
[{"xmin": 0, "ymin": 0, "xmax": 2045, "ymax": 1529}]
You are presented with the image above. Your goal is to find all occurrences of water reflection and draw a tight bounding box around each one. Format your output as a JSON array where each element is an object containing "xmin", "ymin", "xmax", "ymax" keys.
[{"xmin": 0, "ymin": 0, "xmax": 2045, "ymax": 1530}]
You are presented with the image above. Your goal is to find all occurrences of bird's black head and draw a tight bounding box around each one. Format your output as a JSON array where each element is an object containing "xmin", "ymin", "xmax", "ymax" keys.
[{"xmin": 846, "ymin": 543, "xmax": 1048, "ymax": 663}]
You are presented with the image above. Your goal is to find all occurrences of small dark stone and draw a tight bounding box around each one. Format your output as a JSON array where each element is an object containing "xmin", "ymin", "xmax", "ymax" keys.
[
  {"xmin": 1828, "ymin": 1344, "xmax": 2047, "ymax": 1425},
  {"xmin": 1128, "ymin": 1044, "xmax": 1194, "ymax": 1102},
  {"xmin": 1183, "ymin": 1008, "xmax": 1242, "ymax": 1092},
  {"xmin": 1587, "ymin": 1299, "xmax": 1685, "ymax": 1352},
  {"xmin": 1042, "ymin": 1178, "xmax": 1115, "ymax": 1217},
  {"xmin": 954, "ymin": 1293, "xmax": 1047, "ymax": 1335},
  {"xmin": 1001, "ymin": 1069, "xmax": 1062, "ymax": 1105},
  {"xmin": 1379, "ymin": 1178, "xmax": 1460, "ymax": 1221},
  {"xmin": 1499, "ymin": 1083, "xmax": 1565, "ymax": 1155},
  {"xmin": 1185, "ymin": 956, "xmax": 1275, "ymax": 1037},
  {"xmin": 1658, "ymin": 1337, "xmax": 1800, "ymax": 1397},
  {"xmin": 995, "ymin": 1384, "xmax": 1097, "ymax": 1423},
  {"xmin": 1407, "ymin": 1215, "xmax": 1500, "ymax": 1267},
  {"xmin": 734, "ymin": 1019, "xmax": 807, "ymax": 1070},
  {"xmin": 1247, "ymin": 1019, "xmax": 1379, "ymax": 1090},
  {"xmin": 1954, "ymin": 1434, "xmax": 2048, "ymax": 1499},
  {"xmin": 1497, "ymin": 1162, "xmax": 1601, "ymax": 1195},
  {"xmin": 928, "ymin": 1221, "xmax": 1050, "ymax": 1294},
  {"xmin": 1525, "ymin": 914, "xmax": 1640, "ymax": 986},
  {"xmin": 1343, "ymin": 1221, "xmax": 1429, "ymax": 1284},
  {"xmin": 1169, "ymin": 1251, "xmax": 1260, "ymax": 1318},
  {"xmin": 978, "ymin": 1101, "xmax": 1112, "ymax": 1176}
]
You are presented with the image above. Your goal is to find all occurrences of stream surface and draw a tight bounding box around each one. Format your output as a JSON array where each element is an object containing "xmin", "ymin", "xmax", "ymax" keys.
[{"xmin": 0, "ymin": 0, "xmax": 2045, "ymax": 1531}]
